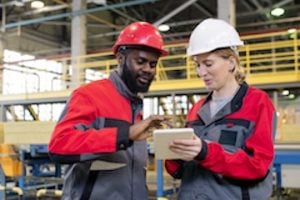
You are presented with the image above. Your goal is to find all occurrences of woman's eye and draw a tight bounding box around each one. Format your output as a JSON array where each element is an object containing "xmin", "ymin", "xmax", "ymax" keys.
[
  {"xmin": 204, "ymin": 62, "xmax": 213, "ymax": 67},
  {"xmin": 194, "ymin": 63, "xmax": 200, "ymax": 68}
]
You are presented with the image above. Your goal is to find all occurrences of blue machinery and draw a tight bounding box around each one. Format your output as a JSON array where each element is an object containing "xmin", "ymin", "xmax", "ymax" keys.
[
  {"xmin": 156, "ymin": 145, "xmax": 300, "ymax": 198},
  {"xmin": 0, "ymin": 145, "xmax": 62, "ymax": 200},
  {"xmin": 1, "ymin": 144, "xmax": 300, "ymax": 199},
  {"xmin": 273, "ymin": 146, "xmax": 300, "ymax": 198}
]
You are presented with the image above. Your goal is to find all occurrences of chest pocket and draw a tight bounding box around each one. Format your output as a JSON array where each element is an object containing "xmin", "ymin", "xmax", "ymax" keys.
[{"xmin": 189, "ymin": 118, "xmax": 254, "ymax": 153}]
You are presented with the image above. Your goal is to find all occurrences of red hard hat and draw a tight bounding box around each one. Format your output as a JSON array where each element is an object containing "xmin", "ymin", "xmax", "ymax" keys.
[{"xmin": 112, "ymin": 21, "xmax": 168, "ymax": 56}]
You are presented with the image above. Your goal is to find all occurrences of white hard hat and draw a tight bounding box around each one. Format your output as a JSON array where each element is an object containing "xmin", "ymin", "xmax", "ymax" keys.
[{"xmin": 187, "ymin": 18, "xmax": 244, "ymax": 56}]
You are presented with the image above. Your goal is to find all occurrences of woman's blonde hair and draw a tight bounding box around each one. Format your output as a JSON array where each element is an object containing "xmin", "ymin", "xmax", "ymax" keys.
[{"xmin": 213, "ymin": 48, "xmax": 246, "ymax": 84}]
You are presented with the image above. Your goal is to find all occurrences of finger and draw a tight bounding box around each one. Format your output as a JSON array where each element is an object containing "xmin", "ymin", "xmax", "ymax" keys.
[
  {"xmin": 145, "ymin": 128, "xmax": 154, "ymax": 135},
  {"xmin": 169, "ymin": 147, "xmax": 197, "ymax": 160},
  {"xmin": 173, "ymin": 138, "xmax": 199, "ymax": 146},
  {"xmin": 170, "ymin": 144, "xmax": 200, "ymax": 153}
]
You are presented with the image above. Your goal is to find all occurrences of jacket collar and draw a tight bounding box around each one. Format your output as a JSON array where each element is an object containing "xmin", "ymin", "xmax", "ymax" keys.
[
  {"xmin": 109, "ymin": 70, "xmax": 143, "ymax": 104},
  {"xmin": 198, "ymin": 82, "xmax": 249, "ymax": 125}
]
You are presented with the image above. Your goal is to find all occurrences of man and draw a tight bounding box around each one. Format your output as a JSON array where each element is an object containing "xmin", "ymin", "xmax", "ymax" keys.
[{"xmin": 48, "ymin": 21, "xmax": 169, "ymax": 200}]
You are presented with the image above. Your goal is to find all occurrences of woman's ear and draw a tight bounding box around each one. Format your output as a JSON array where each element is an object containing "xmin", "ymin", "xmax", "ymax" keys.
[{"xmin": 228, "ymin": 56, "xmax": 236, "ymax": 72}]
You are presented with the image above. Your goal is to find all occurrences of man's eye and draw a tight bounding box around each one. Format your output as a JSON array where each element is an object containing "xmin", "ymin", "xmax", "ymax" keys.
[
  {"xmin": 137, "ymin": 61, "xmax": 144, "ymax": 65},
  {"xmin": 149, "ymin": 62, "xmax": 157, "ymax": 68},
  {"xmin": 136, "ymin": 58, "xmax": 147, "ymax": 65}
]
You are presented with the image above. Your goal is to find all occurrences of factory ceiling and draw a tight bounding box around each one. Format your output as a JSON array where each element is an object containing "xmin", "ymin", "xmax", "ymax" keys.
[{"xmin": 1, "ymin": 0, "xmax": 300, "ymax": 57}]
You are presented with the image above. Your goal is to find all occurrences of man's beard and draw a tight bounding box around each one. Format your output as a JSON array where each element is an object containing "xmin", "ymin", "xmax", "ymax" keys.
[{"xmin": 121, "ymin": 62, "xmax": 154, "ymax": 94}]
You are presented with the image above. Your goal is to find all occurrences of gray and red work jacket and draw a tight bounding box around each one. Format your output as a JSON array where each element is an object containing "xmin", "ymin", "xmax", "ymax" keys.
[
  {"xmin": 165, "ymin": 82, "xmax": 276, "ymax": 200},
  {"xmin": 48, "ymin": 71, "xmax": 148, "ymax": 200}
]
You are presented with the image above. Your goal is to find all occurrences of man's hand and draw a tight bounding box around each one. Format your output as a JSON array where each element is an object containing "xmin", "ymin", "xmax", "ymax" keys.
[{"xmin": 129, "ymin": 115, "xmax": 172, "ymax": 141}]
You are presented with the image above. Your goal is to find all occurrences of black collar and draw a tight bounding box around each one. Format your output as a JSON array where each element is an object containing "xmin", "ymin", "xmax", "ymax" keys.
[{"xmin": 203, "ymin": 82, "xmax": 249, "ymax": 112}]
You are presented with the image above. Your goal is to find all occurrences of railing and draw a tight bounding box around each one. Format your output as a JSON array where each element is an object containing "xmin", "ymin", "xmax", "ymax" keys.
[
  {"xmin": 4, "ymin": 29, "xmax": 299, "ymax": 92},
  {"xmin": 1, "ymin": 29, "xmax": 300, "ymax": 143},
  {"xmin": 63, "ymin": 29, "xmax": 300, "ymax": 91}
]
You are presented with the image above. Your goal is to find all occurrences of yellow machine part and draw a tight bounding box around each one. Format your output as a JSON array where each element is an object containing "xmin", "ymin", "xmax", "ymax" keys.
[{"xmin": 0, "ymin": 144, "xmax": 22, "ymax": 177}]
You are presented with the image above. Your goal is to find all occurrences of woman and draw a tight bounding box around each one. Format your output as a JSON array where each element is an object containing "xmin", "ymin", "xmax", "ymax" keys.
[{"xmin": 165, "ymin": 18, "xmax": 276, "ymax": 200}]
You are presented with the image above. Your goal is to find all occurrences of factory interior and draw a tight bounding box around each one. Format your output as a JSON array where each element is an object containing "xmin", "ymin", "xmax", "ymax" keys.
[{"xmin": 1, "ymin": 0, "xmax": 300, "ymax": 199}]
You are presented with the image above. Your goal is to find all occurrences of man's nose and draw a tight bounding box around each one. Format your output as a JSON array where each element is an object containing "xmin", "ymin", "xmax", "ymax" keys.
[{"xmin": 142, "ymin": 63, "xmax": 155, "ymax": 72}]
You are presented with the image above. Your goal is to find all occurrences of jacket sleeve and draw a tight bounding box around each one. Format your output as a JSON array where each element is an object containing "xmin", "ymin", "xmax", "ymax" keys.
[
  {"xmin": 165, "ymin": 159, "xmax": 185, "ymax": 179},
  {"xmin": 48, "ymin": 90, "xmax": 132, "ymax": 164},
  {"xmin": 196, "ymin": 94, "xmax": 275, "ymax": 180}
]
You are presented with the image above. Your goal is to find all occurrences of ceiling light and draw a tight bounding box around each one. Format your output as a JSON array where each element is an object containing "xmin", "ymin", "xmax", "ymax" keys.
[
  {"xmin": 87, "ymin": 0, "xmax": 107, "ymax": 5},
  {"xmin": 282, "ymin": 90, "xmax": 289, "ymax": 96},
  {"xmin": 288, "ymin": 94, "xmax": 295, "ymax": 99},
  {"xmin": 288, "ymin": 29, "xmax": 296, "ymax": 34},
  {"xmin": 288, "ymin": 28, "xmax": 297, "ymax": 39},
  {"xmin": 31, "ymin": 1, "xmax": 45, "ymax": 9},
  {"xmin": 158, "ymin": 24, "xmax": 170, "ymax": 32},
  {"xmin": 270, "ymin": 7, "xmax": 285, "ymax": 17}
]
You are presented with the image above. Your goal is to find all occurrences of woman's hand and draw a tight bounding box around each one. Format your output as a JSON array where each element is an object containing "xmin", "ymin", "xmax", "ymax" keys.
[{"xmin": 169, "ymin": 135, "xmax": 202, "ymax": 161}]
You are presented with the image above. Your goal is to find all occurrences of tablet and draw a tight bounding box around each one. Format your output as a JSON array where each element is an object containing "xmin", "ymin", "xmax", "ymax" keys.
[{"xmin": 153, "ymin": 128, "xmax": 194, "ymax": 160}]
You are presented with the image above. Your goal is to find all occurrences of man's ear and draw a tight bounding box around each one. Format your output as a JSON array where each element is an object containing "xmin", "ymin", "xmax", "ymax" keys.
[{"xmin": 116, "ymin": 52, "xmax": 123, "ymax": 65}]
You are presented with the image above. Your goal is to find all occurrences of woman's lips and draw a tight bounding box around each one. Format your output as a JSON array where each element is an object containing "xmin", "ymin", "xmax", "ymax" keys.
[{"xmin": 203, "ymin": 79, "xmax": 211, "ymax": 85}]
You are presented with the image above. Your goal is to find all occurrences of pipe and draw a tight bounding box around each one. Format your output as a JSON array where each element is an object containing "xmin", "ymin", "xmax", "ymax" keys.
[
  {"xmin": 4, "ymin": 0, "xmax": 157, "ymax": 29},
  {"xmin": 36, "ymin": 189, "xmax": 62, "ymax": 198},
  {"xmin": 0, "ymin": 185, "xmax": 23, "ymax": 199},
  {"xmin": 11, "ymin": 187, "xmax": 23, "ymax": 196}
]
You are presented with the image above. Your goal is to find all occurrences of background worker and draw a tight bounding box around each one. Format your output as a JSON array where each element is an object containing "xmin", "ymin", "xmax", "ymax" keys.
[
  {"xmin": 48, "ymin": 21, "xmax": 169, "ymax": 200},
  {"xmin": 165, "ymin": 18, "xmax": 276, "ymax": 200}
]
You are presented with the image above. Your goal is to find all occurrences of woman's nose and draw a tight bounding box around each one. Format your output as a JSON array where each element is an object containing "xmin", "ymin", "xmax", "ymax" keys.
[{"xmin": 197, "ymin": 67, "xmax": 206, "ymax": 77}]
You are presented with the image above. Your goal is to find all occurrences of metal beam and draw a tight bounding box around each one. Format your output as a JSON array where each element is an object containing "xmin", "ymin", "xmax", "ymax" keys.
[
  {"xmin": 238, "ymin": 16, "xmax": 300, "ymax": 28},
  {"xmin": 237, "ymin": 1, "xmax": 299, "ymax": 18},
  {"xmin": 25, "ymin": 105, "xmax": 39, "ymax": 120},
  {"xmin": 3, "ymin": 0, "xmax": 157, "ymax": 29},
  {"xmin": 274, "ymin": 0, "xmax": 293, "ymax": 7},
  {"xmin": 8, "ymin": 5, "xmax": 69, "ymax": 19},
  {"xmin": 110, "ymin": 8, "xmax": 139, "ymax": 22},
  {"xmin": 53, "ymin": 0, "xmax": 119, "ymax": 30},
  {"xmin": 153, "ymin": 0, "xmax": 197, "ymax": 26},
  {"xmin": 192, "ymin": 2, "xmax": 213, "ymax": 17}
]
